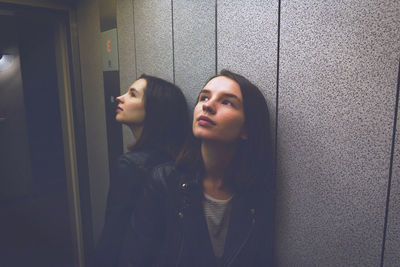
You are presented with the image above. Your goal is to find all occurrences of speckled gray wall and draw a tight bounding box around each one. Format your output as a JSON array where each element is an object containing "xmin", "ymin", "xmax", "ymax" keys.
[
  {"xmin": 133, "ymin": 0, "xmax": 173, "ymax": 82},
  {"xmin": 117, "ymin": 0, "xmax": 135, "ymax": 150},
  {"xmin": 105, "ymin": 0, "xmax": 400, "ymax": 265},
  {"xmin": 276, "ymin": 1, "xmax": 400, "ymax": 266},
  {"xmin": 384, "ymin": 64, "xmax": 400, "ymax": 266},
  {"xmin": 77, "ymin": 0, "xmax": 109, "ymax": 244},
  {"xmin": 217, "ymin": 0, "xmax": 278, "ymax": 126},
  {"xmin": 173, "ymin": 0, "xmax": 215, "ymax": 108}
]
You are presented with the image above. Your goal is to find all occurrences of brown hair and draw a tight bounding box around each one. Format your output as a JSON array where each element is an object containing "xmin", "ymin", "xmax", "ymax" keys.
[{"xmin": 130, "ymin": 74, "xmax": 190, "ymax": 160}]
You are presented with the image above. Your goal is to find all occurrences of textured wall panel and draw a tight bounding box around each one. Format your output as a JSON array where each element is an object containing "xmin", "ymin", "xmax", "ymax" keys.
[
  {"xmin": 277, "ymin": 1, "xmax": 400, "ymax": 266},
  {"xmin": 384, "ymin": 68, "xmax": 400, "ymax": 266},
  {"xmin": 173, "ymin": 0, "xmax": 216, "ymax": 108},
  {"xmin": 77, "ymin": 0, "xmax": 109, "ymax": 244},
  {"xmin": 134, "ymin": 0, "xmax": 173, "ymax": 82},
  {"xmin": 117, "ymin": 0, "xmax": 135, "ymax": 150},
  {"xmin": 217, "ymin": 0, "xmax": 278, "ymax": 126}
]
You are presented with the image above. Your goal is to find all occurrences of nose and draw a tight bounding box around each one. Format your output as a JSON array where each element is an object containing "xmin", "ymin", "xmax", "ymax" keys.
[
  {"xmin": 116, "ymin": 94, "xmax": 123, "ymax": 103},
  {"xmin": 202, "ymin": 100, "xmax": 215, "ymax": 114}
]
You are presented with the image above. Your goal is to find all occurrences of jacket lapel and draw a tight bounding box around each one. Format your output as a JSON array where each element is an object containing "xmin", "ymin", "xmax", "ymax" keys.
[
  {"xmin": 179, "ymin": 172, "xmax": 216, "ymax": 265},
  {"xmin": 221, "ymin": 194, "xmax": 254, "ymax": 264}
]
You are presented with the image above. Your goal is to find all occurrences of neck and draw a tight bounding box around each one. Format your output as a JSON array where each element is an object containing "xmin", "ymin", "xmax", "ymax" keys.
[
  {"xmin": 130, "ymin": 125, "xmax": 143, "ymax": 141},
  {"xmin": 201, "ymin": 140, "xmax": 237, "ymax": 178},
  {"xmin": 201, "ymin": 140, "xmax": 237, "ymax": 196}
]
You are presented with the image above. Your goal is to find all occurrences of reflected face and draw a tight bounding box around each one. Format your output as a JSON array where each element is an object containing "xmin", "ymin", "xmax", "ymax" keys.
[
  {"xmin": 193, "ymin": 76, "xmax": 247, "ymax": 143},
  {"xmin": 115, "ymin": 78, "xmax": 146, "ymax": 128}
]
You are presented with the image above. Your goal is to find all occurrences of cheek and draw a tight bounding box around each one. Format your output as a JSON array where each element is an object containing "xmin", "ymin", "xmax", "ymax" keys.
[
  {"xmin": 221, "ymin": 113, "xmax": 245, "ymax": 133},
  {"xmin": 127, "ymin": 102, "xmax": 145, "ymax": 119},
  {"xmin": 193, "ymin": 103, "xmax": 202, "ymax": 115},
  {"xmin": 128, "ymin": 101, "xmax": 143, "ymax": 111},
  {"xmin": 192, "ymin": 104, "xmax": 201, "ymax": 124}
]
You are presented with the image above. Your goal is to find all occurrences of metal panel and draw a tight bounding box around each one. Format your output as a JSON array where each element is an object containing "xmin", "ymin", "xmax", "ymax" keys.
[
  {"xmin": 277, "ymin": 1, "xmax": 400, "ymax": 266},
  {"xmin": 384, "ymin": 61, "xmax": 400, "ymax": 266},
  {"xmin": 101, "ymin": 29, "xmax": 119, "ymax": 71},
  {"xmin": 77, "ymin": 0, "xmax": 110, "ymax": 245},
  {"xmin": 133, "ymin": 0, "xmax": 173, "ymax": 82},
  {"xmin": 117, "ymin": 0, "xmax": 136, "ymax": 150},
  {"xmin": 173, "ymin": 0, "xmax": 215, "ymax": 108},
  {"xmin": 217, "ymin": 0, "xmax": 278, "ymax": 125},
  {"xmin": 99, "ymin": 0, "xmax": 124, "ymax": 205}
]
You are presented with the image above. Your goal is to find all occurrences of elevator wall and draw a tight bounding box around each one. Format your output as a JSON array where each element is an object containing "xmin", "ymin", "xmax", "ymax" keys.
[{"xmin": 76, "ymin": 0, "xmax": 400, "ymax": 265}]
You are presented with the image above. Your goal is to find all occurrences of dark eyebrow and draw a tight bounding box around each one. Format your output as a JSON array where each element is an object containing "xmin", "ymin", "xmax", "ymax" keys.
[
  {"xmin": 199, "ymin": 89, "xmax": 211, "ymax": 94},
  {"xmin": 200, "ymin": 88, "xmax": 241, "ymax": 102},
  {"xmin": 223, "ymin": 93, "xmax": 241, "ymax": 101}
]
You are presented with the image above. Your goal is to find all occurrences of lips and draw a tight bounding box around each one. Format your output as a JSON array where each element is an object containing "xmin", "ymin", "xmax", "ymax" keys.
[
  {"xmin": 197, "ymin": 115, "xmax": 216, "ymax": 126},
  {"xmin": 116, "ymin": 106, "xmax": 123, "ymax": 112}
]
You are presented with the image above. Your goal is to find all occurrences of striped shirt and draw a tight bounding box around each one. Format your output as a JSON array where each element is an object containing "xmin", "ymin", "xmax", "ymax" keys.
[{"xmin": 203, "ymin": 193, "xmax": 233, "ymax": 262}]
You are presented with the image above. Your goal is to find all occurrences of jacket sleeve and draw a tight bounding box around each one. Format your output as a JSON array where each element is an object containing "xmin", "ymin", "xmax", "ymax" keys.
[
  {"xmin": 92, "ymin": 155, "xmax": 147, "ymax": 267},
  {"xmin": 123, "ymin": 165, "xmax": 170, "ymax": 267}
]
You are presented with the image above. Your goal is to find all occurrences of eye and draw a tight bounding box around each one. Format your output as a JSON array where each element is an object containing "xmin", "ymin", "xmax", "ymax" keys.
[
  {"xmin": 130, "ymin": 90, "xmax": 136, "ymax": 97},
  {"xmin": 199, "ymin": 95, "xmax": 209, "ymax": 102},
  {"xmin": 222, "ymin": 99, "xmax": 234, "ymax": 106}
]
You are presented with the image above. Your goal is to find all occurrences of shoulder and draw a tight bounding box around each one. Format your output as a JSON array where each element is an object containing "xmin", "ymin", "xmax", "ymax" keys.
[
  {"xmin": 151, "ymin": 161, "xmax": 177, "ymax": 179},
  {"xmin": 118, "ymin": 149, "xmax": 171, "ymax": 172},
  {"xmin": 147, "ymin": 163, "xmax": 199, "ymax": 195},
  {"xmin": 148, "ymin": 162, "xmax": 179, "ymax": 189}
]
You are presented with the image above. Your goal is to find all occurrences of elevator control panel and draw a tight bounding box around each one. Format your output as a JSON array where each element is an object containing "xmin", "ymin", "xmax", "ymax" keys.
[{"xmin": 101, "ymin": 28, "xmax": 119, "ymax": 71}]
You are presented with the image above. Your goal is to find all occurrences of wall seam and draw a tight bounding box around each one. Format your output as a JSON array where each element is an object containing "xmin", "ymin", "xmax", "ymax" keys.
[
  {"xmin": 132, "ymin": 0, "xmax": 137, "ymax": 79},
  {"xmin": 274, "ymin": 0, "xmax": 282, "ymax": 178},
  {"xmin": 171, "ymin": 0, "xmax": 175, "ymax": 83},
  {"xmin": 380, "ymin": 58, "xmax": 400, "ymax": 267},
  {"xmin": 214, "ymin": 0, "xmax": 218, "ymax": 75}
]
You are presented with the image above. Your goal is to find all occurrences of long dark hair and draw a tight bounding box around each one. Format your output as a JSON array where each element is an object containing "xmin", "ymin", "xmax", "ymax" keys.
[
  {"xmin": 176, "ymin": 70, "xmax": 273, "ymax": 192},
  {"xmin": 130, "ymin": 74, "xmax": 190, "ymax": 159}
]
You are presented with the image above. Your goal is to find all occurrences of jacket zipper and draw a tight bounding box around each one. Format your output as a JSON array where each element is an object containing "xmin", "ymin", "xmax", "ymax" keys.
[{"xmin": 225, "ymin": 217, "xmax": 256, "ymax": 266}]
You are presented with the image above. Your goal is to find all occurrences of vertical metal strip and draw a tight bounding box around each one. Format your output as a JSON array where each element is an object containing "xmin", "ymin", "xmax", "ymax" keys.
[
  {"xmin": 54, "ymin": 19, "xmax": 85, "ymax": 267},
  {"xmin": 380, "ymin": 58, "xmax": 400, "ymax": 267},
  {"xmin": 132, "ymin": 0, "xmax": 138, "ymax": 79},
  {"xmin": 67, "ymin": 7, "xmax": 94, "ymax": 266},
  {"xmin": 274, "ymin": 0, "xmax": 282, "ymax": 179},
  {"xmin": 99, "ymin": 0, "xmax": 123, "ymax": 196},
  {"xmin": 215, "ymin": 0, "xmax": 218, "ymax": 75},
  {"xmin": 171, "ymin": 0, "xmax": 175, "ymax": 83}
]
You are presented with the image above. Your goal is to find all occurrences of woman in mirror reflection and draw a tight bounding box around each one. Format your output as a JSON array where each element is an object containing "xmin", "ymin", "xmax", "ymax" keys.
[
  {"xmin": 127, "ymin": 70, "xmax": 275, "ymax": 266},
  {"xmin": 92, "ymin": 74, "xmax": 190, "ymax": 266}
]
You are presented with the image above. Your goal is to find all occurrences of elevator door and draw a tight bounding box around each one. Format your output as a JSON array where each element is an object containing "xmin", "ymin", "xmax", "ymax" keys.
[{"xmin": 0, "ymin": 12, "xmax": 74, "ymax": 267}]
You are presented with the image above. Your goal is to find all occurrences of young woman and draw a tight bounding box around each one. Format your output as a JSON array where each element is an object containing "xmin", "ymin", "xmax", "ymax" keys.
[
  {"xmin": 128, "ymin": 70, "xmax": 275, "ymax": 266},
  {"xmin": 93, "ymin": 74, "xmax": 190, "ymax": 266}
]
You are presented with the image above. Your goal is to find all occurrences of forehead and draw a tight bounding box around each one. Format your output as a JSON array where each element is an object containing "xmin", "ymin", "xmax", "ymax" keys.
[
  {"xmin": 203, "ymin": 76, "xmax": 242, "ymax": 98},
  {"xmin": 130, "ymin": 78, "xmax": 147, "ymax": 92}
]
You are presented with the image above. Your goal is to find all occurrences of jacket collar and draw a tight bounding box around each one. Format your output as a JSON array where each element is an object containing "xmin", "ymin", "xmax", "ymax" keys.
[{"xmin": 176, "ymin": 169, "xmax": 257, "ymax": 265}]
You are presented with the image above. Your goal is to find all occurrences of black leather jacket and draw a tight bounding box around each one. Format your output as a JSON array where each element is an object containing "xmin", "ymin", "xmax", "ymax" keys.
[
  {"xmin": 92, "ymin": 149, "xmax": 171, "ymax": 267},
  {"xmin": 126, "ymin": 162, "xmax": 275, "ymax": 267}
]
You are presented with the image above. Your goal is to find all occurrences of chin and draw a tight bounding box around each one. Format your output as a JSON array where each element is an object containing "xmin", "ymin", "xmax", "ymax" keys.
[
  {"xmin": 115, "ymin": 117, "xmax": 122, "ymax": 123},
  {"xmin": 194, "ymin": 133, "xmax": 221, "ymax": 142},
  {"xmin": 193, "ymin": 128, "xmax": 210, "ymax": 139}
]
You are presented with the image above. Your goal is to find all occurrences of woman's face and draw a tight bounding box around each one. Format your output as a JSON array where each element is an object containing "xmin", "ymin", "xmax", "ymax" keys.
[
  {"xmin": 115, "ymin": 78, "xmax": 146, "ymax": 127},
  {"xmin": 193, "ymin": 76, "xmax": 247, "ymax": 143}
]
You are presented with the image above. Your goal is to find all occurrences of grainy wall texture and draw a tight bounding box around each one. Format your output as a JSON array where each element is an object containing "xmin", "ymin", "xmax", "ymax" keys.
[
  {"xmin": 173, "ymin": 0, "xmax": 216, "ymax": 108},
  {"xmin": 78, "ymin": 0, "xmax": 400, "ymax": 265},
  {"xmin": 277, "ymin": 1, "xmax": 400, "ymax": 266}
]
